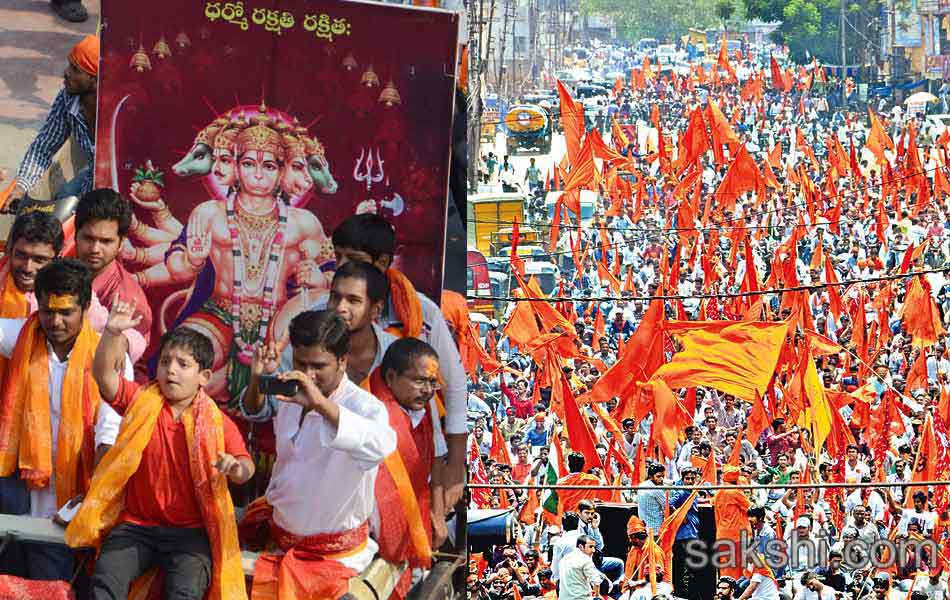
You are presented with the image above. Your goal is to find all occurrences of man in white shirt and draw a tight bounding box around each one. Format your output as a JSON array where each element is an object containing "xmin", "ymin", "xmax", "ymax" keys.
[
  {"xmin": 559, "ymin": 535, "xmax": 605, "ymax": 600},
  {"xmin": 736, "ymin": 561, "xmax": 781, "ymax": 599},
  {"xmin": 549, "ymin": 511, "xmax": 582, "ymax": 585},
  {"xmin": 0, "ymin": 259, "xmax": 125, "ymax": 581},
  {"xmin": 795, "ymin": 571, "xmax": 837, "ymax": 600},
  {"xmin": 844, "ymin": 444, "xmax": 869, "ymax": 482},
  {"xmin": 240, "ymin": 310, "xmax": 397, "ymax": 593},
  {"xmin": 317, "ymin": 214, "xmax": 468, "ymax": 508},
  {"xmin": 892, "ymin": 490, "xmax": 937, "ymax": 536}
]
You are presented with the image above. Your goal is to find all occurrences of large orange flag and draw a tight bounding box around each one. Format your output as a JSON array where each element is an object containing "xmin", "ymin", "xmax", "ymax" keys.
[
  {"xmin": 590, "ymin": 299, "xmax": 665, "ymax": 402},
  {"xmin": 560, "ymin": 372, "xmax": 604, "ymax": 471},
  {"xmin": 656, "ymin": 490, "xmax": 701, "ymax": 576},
  {"xmin": 866, "ymin": 107, "xmax": 894, "ymax": 165},
  {"xmin": 905, "ymin": 412, "xmax": 938, "ymax": 507},
  {"xmin": 769, "ymin": 55, "xmax": 785, "ymax": 91},
  {"xmin": 705, "ymin": 100, "xmax": 740, "ymax": 167},
  {"xmin": 503, "ymin": 298, "xmax": 541, "ymax": 350},
  {"xmin": 716, "ymin": 36, "xmax": 738, "ymax": 80},
  {"xmin": 640, "ymin": 379, "xmax": 694, "ymax": 459},
  {"xmin": 713, "ymin": 145, "xmax": 765, "ymax": 212},
  {"xmin": 489, "ymin": 414, "xmax": 512, "ymax": 465},
  {"xmin": 557, "ymin": 80, "xmax": 584, "ymax": 165},
  {"xmin": 651, "ymin": 320, "xmax": 789, "ymax": 401},
  {"xmin": 675, "ymin": 108, "xmax": 711, "ymax": 175},
  {"xmin": 563, "ymin": 137, "xmax": 598, "ymax": 191},
  {"xmin": 900, "ymin": 275, "xmax": 946, "ymax": 347}
]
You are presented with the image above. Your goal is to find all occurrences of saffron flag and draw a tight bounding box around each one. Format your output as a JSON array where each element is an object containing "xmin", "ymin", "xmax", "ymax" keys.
[{"xmin": 651, "ymin": 320, "xmax": 789, "ymax": 401}]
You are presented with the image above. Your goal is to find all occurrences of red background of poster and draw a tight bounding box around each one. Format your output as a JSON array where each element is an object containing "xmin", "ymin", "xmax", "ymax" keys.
[{"xmin": 96, "ymin": 0, "xmax": 458, "ymax": 367}]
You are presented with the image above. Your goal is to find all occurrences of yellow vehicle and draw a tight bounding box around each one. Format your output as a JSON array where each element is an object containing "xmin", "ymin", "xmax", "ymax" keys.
[
  {"xmin": 490, "ymin": 227, "xmax": 539, "ymax": 256},
  {"xmin": 683, "ymin": 28, "xmax": 707, "ymax": 47},
  {"xmin": 467, "ymin": 192, "xmax": 526, "ymax": 256}
]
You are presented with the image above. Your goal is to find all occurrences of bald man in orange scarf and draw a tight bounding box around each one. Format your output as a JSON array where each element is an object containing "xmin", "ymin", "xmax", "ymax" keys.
[{"xmin": 10, "ymin": 35, "xmax": 98, "ymax": 209}]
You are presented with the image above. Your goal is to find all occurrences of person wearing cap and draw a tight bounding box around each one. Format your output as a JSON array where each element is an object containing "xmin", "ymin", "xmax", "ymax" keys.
[
  {"xmin": 10, "ymin": 36, "xmax": 98, "ymax": 207},
  {"xmin": 713, "ymin": 466, "xmax": 751, "ymax": 579},
  {"xmin": 871, "ymin": 572, "xmax": 900, "ymax": 600},
  {"xmin": 782, "ymin": 515, "xmax": 818, "ymax": 593},
  {"xmin": 499, "ymin": 406, "xmax": 527, "ymax": 442},
  {"xmin": 622, "ymin": 515, "xmax": 664, "ymax": 584},
  {"xmin": 524, "ymin": 412, "xmax": 549, "ymax": 449}
]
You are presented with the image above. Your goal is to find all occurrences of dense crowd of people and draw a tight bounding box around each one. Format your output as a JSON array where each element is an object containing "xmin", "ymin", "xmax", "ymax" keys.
[{"xmin": 466, "ymin": 38, "xmax": 950, "ymax": 600}]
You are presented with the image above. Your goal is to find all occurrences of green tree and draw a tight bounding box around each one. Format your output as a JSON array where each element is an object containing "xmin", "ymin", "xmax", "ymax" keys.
[
  {"xmin": 581, "ymin": 0, "xmax": 721, "ymax": 42},
  {"xmin": 743, "ymin": 0, "xmax": 882, "ymax": 64},
  {"xmin": 716, "ymin": 0, "xmax": 736, "ymax": 31}
]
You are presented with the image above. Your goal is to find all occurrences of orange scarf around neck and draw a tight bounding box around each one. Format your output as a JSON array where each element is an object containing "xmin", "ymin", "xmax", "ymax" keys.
[
  {"xmin": 385, "ymin": 268, "xmax": 423, "ymax": 339},
  {"xmin": 65, "ymin": 384, "xmax": 246, "ymax": 600},
  {"xmin": 0, "ymin": 315, "xmax": 99, "ymax": 506},
  {"xmin": 369, "ymin": 369, "xmax": 433, "ymax": 569},
  {"xmin": 0, "ymin": 260, "xmax": 28, "ymax": 318}
]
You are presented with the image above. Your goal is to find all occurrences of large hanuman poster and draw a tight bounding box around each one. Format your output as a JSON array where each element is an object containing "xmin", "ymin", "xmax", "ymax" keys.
[{"xmin": 96, "ymin": 0, "xmax": 459, "ymax": 406}]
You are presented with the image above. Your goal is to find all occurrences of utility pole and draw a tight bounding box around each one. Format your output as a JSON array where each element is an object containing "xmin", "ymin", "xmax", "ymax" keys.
[
  {"xmin": 465, "ymin": 0, "xmax": 497, "ymax": 189},
  {"xmin": 839, "ymin": 0, "xmax": 846, "ymax": 67},
  {"xmin": 497, "ymin": 0, "xmax": 512, "ymax": 99}
]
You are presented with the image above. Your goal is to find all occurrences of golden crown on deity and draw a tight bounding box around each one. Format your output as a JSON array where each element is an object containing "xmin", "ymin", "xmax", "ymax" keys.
[
  {"xmin": 212, "ymin": 127, "xmax": 240, "ymax": 151},
  {"xmin": 303, "ymin": 135, "xmax": 326, "ymax": 160},
  {"xmin": 193, "ymin": 125, "xmax": 219, "ymax": 147},
  {"xmin": 280, "ymin": 132, "xmax": 306, "ymax": 160},
  {"xmin": 235, "ymin": 103, "xmax": 285, "ymax": 160}
]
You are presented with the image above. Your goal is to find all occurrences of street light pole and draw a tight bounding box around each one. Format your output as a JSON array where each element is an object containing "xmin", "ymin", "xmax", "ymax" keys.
[{"xmin": 840, "ymin": 0, "xmax": 847, "ymax": 67}]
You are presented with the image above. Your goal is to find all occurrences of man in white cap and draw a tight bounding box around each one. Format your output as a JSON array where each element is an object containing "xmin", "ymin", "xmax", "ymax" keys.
[{"xmin": 785, "ymin": 515, "xmax": 819, "ymax": 595}]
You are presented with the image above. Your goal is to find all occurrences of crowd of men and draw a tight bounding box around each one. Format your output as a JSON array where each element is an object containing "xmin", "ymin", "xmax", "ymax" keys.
[
  {"xmin": 0, "ymin": 33, "xmax": 471, "ymax": 600},
  {"xmin": 466, "ymin": 40, "xmax": 950, "ymax": 600}
]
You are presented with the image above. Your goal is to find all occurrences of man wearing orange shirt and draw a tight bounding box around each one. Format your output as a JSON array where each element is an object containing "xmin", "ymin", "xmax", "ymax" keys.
[
  {"xmin": 512, "ymin": 445, "xmax": 533, "ymax": 483},
  {"xmin": 371, "ymin": 338, "xmax": 448, "ymax": 598}
]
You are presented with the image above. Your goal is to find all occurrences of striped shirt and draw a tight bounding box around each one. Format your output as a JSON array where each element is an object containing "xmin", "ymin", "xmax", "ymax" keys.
[{"xmin": 16, "ymin": 89, "xmax": 95, "ymax": 194}]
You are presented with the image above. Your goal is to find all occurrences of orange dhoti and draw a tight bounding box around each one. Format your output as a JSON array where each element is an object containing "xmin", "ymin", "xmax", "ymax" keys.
[{"xmin": 241, "ymin": 498, "xmax": 368, "ymax": 600}]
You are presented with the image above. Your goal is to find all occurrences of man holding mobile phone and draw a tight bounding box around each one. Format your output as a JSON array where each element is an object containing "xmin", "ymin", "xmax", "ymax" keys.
[{"xmin": 237, "ymin": 310, "xmax": 397, "ymax": 599}]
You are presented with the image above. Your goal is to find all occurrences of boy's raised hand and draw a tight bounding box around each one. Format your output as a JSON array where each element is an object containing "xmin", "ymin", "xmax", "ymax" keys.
[
  {"xmin": 105, "ymin": 297, "xmax": 142, "ymax": 335},
  {"xmin": 252, "ymin": 337, "xmax": 281, "ymax": 378}
]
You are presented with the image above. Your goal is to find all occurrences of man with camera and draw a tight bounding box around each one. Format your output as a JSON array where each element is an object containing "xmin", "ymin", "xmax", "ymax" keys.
[{"xmin": 238, "ymin": 310, "xmax": 397, "ymax": 598}]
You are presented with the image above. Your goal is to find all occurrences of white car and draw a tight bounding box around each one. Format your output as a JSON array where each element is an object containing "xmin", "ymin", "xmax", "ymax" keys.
[{"xmin": 656, "ymin": 44, "xmax": 680, "ymax": 65}]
